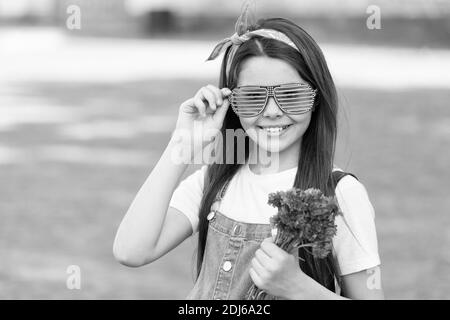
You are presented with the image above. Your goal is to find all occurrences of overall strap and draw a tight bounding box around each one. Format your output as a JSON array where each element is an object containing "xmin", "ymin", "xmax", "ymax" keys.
[
  {"xmin": 215, "ymin": 178, "xmax": 231, "ymax": 202},
  {"xmin": 203, "ymin": 169, "xmax": 232, "ymax": 203},
  {"xmin": 331, "ymin": 170, "xmax": 358, "ymax": 186}
]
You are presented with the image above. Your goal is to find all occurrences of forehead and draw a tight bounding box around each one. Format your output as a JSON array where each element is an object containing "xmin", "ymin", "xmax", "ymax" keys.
[{"xmin": 237, "ymin": 56, "xmax": 304, "ymax": 86}]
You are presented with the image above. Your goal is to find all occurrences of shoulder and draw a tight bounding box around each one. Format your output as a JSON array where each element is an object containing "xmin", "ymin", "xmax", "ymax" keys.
[
  {"xmin": 171, "ymin": 165, "xmax": 208, "ymax": 198},
  {"xmin": 169, "ymin": 165, "xmax": 208, "ymax": 234},
  {"xmin": 333, "ymin": 169, "xmax": 375, "ymax": 219},
  {"xmin": 182, "ymin": 165, "xmax": 208, "ymax": 184},
  {"xmin": 336, "ymin": 173, "xmax": 364, "ymax": 192},
  {"xmin": 332, "ymin": 166, "xmax": 367, "ymax": 195}
]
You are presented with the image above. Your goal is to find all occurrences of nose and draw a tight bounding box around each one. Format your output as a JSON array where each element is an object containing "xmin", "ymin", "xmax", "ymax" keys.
[{"xmin": 262, "ymin": 97, "xmax": 283, "ymax": 118}]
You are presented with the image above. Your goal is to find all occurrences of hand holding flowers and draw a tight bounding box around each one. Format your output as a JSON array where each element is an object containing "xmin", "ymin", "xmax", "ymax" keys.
[
  {"xmin": 246, "ymin": 188, "xmax": 342, "ymax": 300},
  {"xmin": 249, "ymin": 237, "xmax": 318, "ymax": 299}
]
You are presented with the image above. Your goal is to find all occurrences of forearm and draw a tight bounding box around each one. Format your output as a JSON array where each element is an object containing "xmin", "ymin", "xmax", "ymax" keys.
[
  {"xmin": 113, "ymin": 135, "xmax": 189, "ymax": 263},
  {"xmin": 286, "ymin": 273, "xmax": 349, "ymax": 300}
]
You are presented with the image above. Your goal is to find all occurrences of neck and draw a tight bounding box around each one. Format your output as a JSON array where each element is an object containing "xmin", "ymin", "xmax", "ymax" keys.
[{"xmin": 247, "ymin": 139, "xmax": 300, "ymax": 175}]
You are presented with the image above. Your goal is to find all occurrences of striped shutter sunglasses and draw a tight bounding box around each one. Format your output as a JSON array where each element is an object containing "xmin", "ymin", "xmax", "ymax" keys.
[{"xmin": 228, "ymin": 82, "xmax": 318, "ymax": 117}]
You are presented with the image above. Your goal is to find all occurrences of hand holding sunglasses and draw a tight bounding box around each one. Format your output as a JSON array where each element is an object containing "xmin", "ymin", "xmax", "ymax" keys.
[
  {"xmin": 177, "ymin": 85, "xmax": 232, "ymax": 128},
  {"xmin": 175, "ymin": 85, "xmax": 233, "ymax": 156},
  {"xmin": 228, "ymin": 82, "xmax": 318, "ymax": 117}
]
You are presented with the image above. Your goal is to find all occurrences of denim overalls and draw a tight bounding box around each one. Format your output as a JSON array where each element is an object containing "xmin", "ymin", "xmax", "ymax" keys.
[
  {"xmin": 186, "ymin": 178, "xmax": 273, "ymax": 300},
  {"xmin": 186, "ymin": 170, "xmax": 350, "ymax": 299}
]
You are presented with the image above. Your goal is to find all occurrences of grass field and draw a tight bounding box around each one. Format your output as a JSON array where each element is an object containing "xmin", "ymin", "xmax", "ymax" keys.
[{"xmin": 1, "ymin": 77, "xmax": 449, "ymax": 299}]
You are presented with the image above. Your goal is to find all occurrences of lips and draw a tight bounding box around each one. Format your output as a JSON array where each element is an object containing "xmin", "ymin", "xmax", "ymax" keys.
[{"xmin": 257, "ymin": 124, "xmax": 292, "ymax": 134}]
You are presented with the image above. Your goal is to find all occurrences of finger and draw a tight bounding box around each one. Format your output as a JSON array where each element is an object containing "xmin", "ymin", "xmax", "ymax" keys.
[
  {"xmin": 221, "ymin": 87, "xmax": 232, "ymax": 98},
  {"xmin": 260, "ymin": 239, "xmax": 285, "ymax": 260},
  {"xmin": 251, "ymin": 257, "xmax": 269, "ymax": 278},
  {"xmin": 179, "ymin": 97, "xmax": 196, "ymax": 114},
  {"xmin": 249, "ymin": 267, "xmax": 264, "ymax": 289},
  {"xmin": 206, "ymin": 84, "xmax": 223, "ymax": 106},
  {"xmin": 212, "ymin": 98, "xmax": 230, "ymax": 126},
  {"xmin": 200, "ymin": 87, "xmax": 217, "ymax": 112},
  {"xmin": 255, "ymin": 248, "xmax": 272, "ymax": 267},
  {"xmin": 193, "ymin": 95, "xmax": 207, "ymax": 117}
]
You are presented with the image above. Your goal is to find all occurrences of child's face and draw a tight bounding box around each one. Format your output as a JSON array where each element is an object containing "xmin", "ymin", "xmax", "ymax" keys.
[{"xmin": 236, "ymin": 56, "xmax": 313, "ymax": 154}]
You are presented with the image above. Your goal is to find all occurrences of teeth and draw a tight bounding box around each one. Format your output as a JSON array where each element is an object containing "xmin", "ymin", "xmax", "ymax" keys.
[
  {"xmin": 259, "ymin": 125, "xmax": 290, "ymax": 134},
  {"xmin": 266, "ymin": 127, "xmax": 283, "ymax": 133}
]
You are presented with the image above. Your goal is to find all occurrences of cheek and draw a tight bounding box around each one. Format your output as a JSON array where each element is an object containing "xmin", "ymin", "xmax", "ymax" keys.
[
  {"xmin": 239, "ymin": 113, "xmax": 313, "ymax": 142},
  {"xmin": 290, "ymin": 114, "xmax": 312, "ymax": 136},
  {"xmin": 239, "ymin": 117, "xmax": 256, "ymax": 130}
]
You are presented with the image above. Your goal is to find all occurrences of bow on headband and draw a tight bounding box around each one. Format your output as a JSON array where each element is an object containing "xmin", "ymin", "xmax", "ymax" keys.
[{"xmin": 205, "ymin": 0, "xmax": 300, "ymax": 76}]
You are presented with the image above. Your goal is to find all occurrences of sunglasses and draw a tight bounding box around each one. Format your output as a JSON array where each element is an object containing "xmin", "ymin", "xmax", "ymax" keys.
[{"xmin": 228, "ymin": 82, "xmax": 318, "ymax": 117}]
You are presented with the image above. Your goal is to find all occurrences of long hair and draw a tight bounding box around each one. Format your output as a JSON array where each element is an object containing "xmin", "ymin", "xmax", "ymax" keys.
[{"xmin": 196, "ymin": 17, "xmax": 340, "ymax": 292}]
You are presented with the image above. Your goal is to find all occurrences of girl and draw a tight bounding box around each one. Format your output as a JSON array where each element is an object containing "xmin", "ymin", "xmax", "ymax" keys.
[{"xmin": 113, "ymin": 13, "xmax": 384, "ymax": 300}]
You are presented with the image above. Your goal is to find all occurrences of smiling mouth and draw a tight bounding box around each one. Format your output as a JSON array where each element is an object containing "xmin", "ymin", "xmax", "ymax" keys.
[{"xmin": 257, "ymin": 124, "xmax": 292, "ymax": 134}]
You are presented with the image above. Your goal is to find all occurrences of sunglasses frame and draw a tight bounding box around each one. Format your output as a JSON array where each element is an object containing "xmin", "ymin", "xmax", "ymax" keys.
[{"xmin": 228, "ymin": 82, "xmax": 318, "ymax": 118}]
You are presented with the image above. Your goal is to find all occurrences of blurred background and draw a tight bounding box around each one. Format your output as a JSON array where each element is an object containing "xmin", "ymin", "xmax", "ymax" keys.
[{"xmin": 1, "ymin": 0, "xmax": 449, "ymax": 299}]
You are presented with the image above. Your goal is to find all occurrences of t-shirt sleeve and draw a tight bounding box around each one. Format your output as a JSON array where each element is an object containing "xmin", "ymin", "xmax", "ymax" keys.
[
  {"xmin": 168, "ymin": 165, "xmax": 207, "ymax": 235},
  {"xmin": 332, "ymin": 175, "xmax": 381, "ymax": 276}
]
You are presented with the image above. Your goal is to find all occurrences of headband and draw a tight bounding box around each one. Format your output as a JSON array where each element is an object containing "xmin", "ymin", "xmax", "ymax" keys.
[
  {"xmin": 206, "ymin": 29, "xmax": 300, "ymax": 76},
  {"xmin": 205, "ymin": 0, "xmax": 300, "ymax": 77}
]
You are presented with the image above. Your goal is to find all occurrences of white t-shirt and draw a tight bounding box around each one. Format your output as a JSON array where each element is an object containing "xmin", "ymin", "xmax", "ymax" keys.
[{"xmin": 169, "ymin": 163, "xmax": 381, "ymax": 276}]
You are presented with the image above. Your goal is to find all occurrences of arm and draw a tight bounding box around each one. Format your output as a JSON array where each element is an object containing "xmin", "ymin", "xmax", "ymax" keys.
[
  {"xmin": 250, "ymin": 238, "xmax": 384, "ymax": 300},
  {"xmin": 289, "ymin": 266, "xmax": 384, "ymax": 300},
  {"xmin": 113, "ymin": 137, "xmax": 192, "ymax": 267},
  {"xmin": 113, "ymin": 85, "xmax": 231, "ymax": 267}
]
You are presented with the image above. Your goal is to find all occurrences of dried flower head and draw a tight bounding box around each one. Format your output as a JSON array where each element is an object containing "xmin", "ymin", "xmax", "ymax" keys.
[
  {"xmin": 268, "ymin": 187, "xmax": 341, "ymax": 257},
  {"xmin": 246, "ymin": 187, "xmax": 342, "ymax": 300}
]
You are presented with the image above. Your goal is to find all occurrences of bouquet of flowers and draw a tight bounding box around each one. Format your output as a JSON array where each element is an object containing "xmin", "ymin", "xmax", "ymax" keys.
[{"xmin": 245, "ymin": 188, "xmax": 342, "ymax": 300}]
